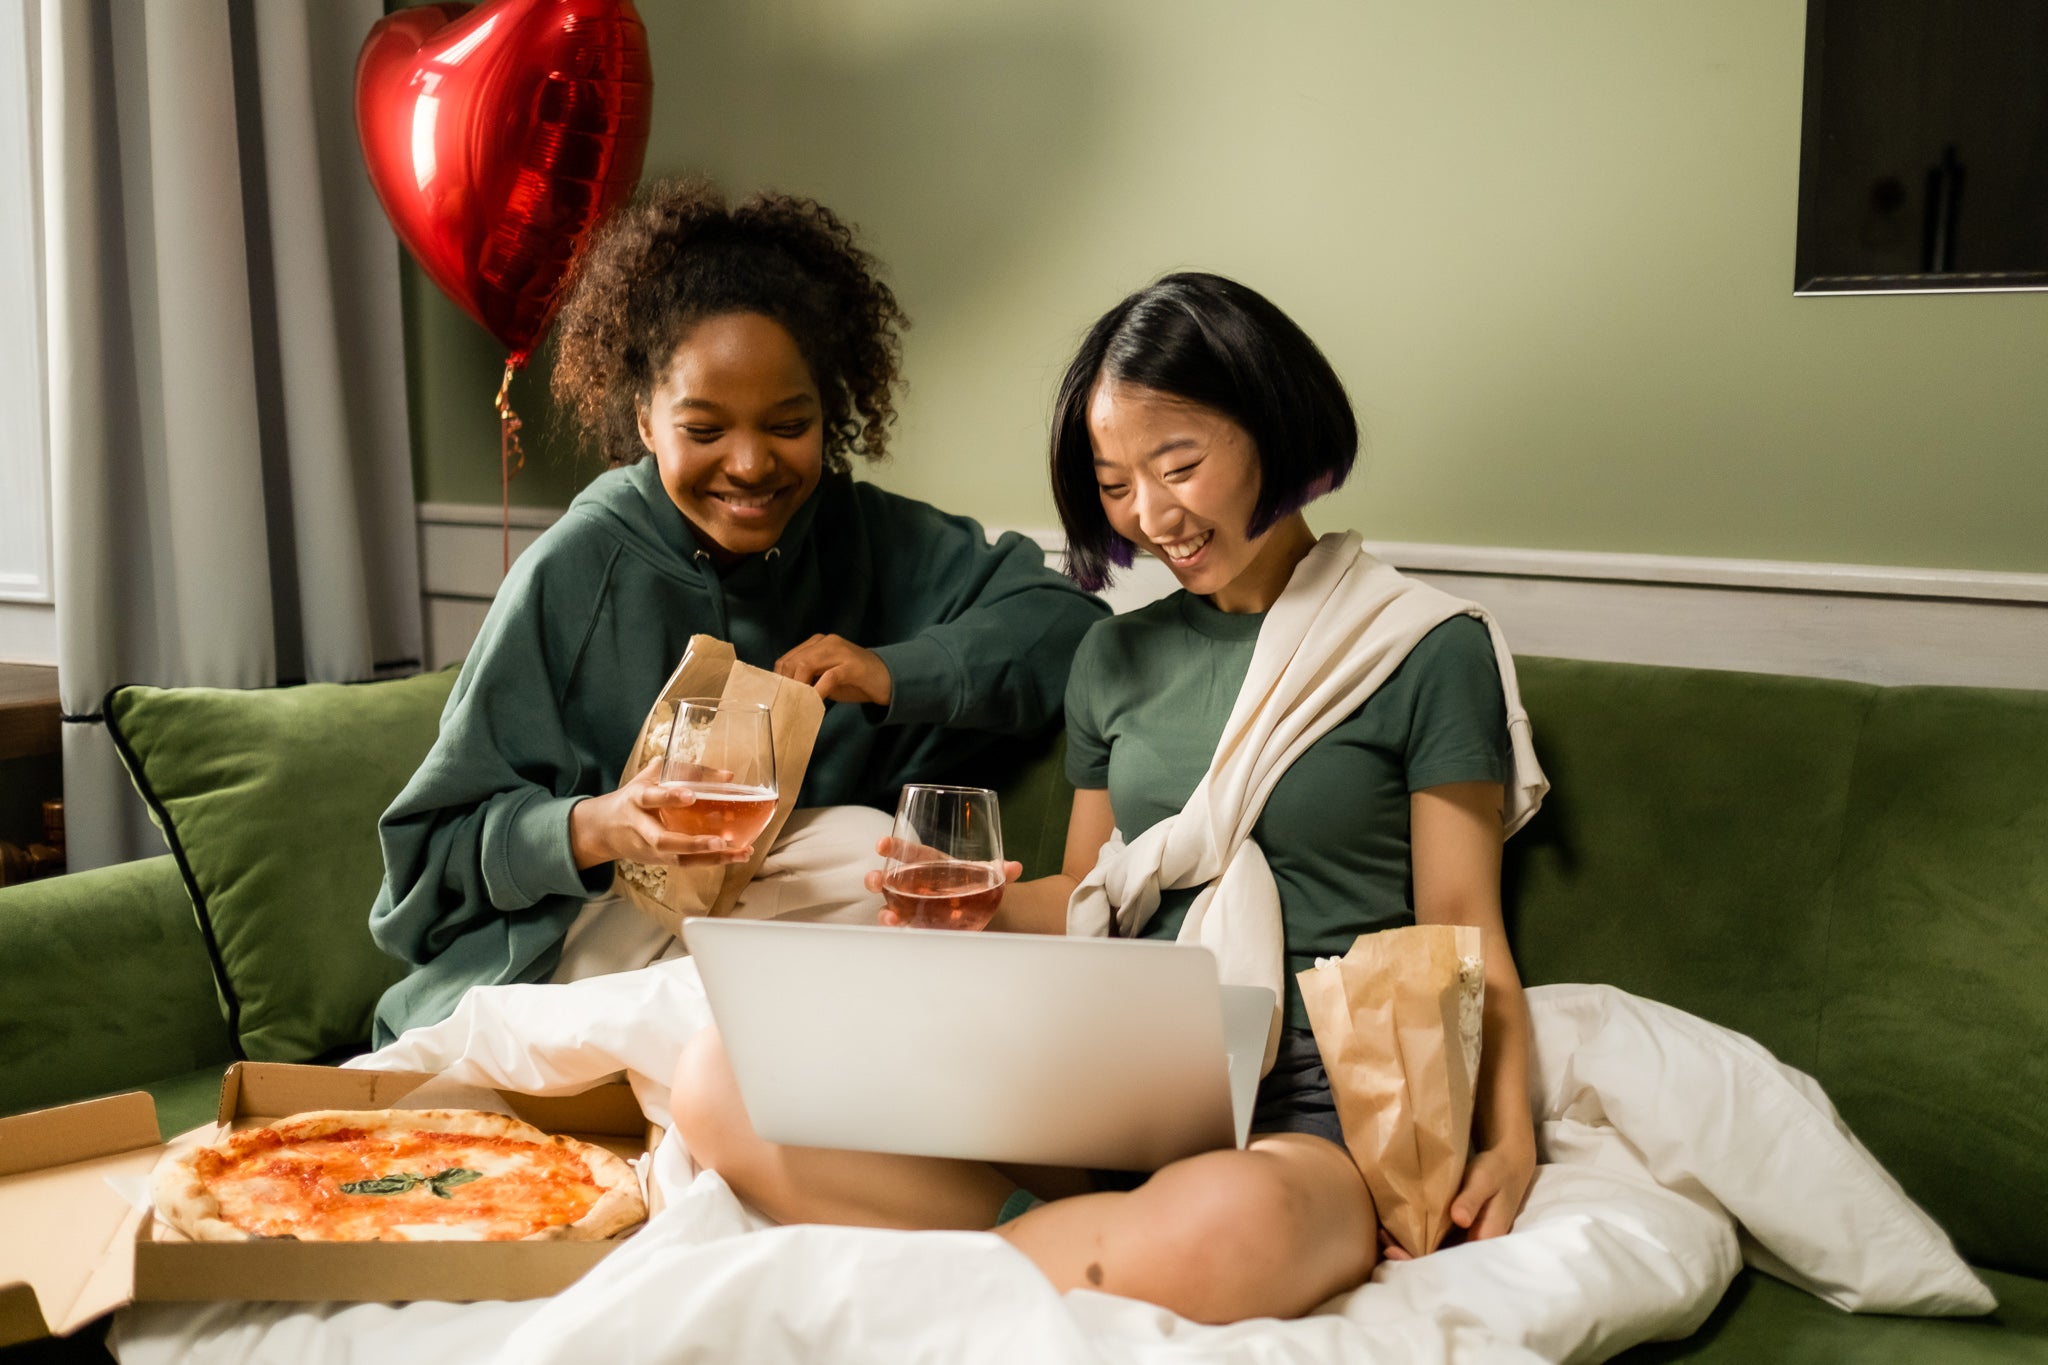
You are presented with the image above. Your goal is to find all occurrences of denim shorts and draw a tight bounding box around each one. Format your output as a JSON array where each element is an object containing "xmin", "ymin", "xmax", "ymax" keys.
[{"xmin": 1246, "ymin": 1027, "xmax": 1345, "ymax": 1148}]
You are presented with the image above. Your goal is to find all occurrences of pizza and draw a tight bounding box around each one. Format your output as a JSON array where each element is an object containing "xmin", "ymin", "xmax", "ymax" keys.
[{"xmin": 150, "ymin": 1108, "xmax": 646, "ymax": 1243}]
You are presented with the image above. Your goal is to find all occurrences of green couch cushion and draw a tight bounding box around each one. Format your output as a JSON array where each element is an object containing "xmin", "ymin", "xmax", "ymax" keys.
[
  {"xmin": 105, "ymin": 669, "xmax": 457, "ymax": 1063},
  {"xmin": 1819, "ymin": 684, "xmax": 2048, "ymax": 1279},
  {"xmin": 1504, "ymin": 657, "xmax": 1875, "ymax": 1072},
  {"xmin": 995, "ymin": 732, "xmax": 1076, "ymax": 881},
  {"xmin": 0, "ymin": 856, "xmax": 232, "ymax": 1118},
  {"xmin": 1618, "ymin": 1266, "xmax": 2046, "ymax": 1363}
]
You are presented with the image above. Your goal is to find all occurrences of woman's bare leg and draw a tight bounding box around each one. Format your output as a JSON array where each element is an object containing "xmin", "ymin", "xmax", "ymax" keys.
[
  {"xmin": 998, "ymin": 1134, "xmax": 1377, "ymax": 1324},
  {"xmin": 670, "ymin": 1024, "xmax": 1021, "ymax": 1229},
  {"xmin": 675, "ymin": 1028, "xmax": 1377, "ymax": 1321}
]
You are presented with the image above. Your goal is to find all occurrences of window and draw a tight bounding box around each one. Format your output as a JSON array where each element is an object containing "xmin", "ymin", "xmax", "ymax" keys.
[{"xmin": 0, "ymin": 0, "xmax": 51, "ymax": 625}]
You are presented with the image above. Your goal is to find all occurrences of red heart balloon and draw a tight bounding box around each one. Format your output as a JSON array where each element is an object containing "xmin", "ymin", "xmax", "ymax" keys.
[{"xmin": 355, "ymin": 0, "xmax": 652, "ymax": 366}]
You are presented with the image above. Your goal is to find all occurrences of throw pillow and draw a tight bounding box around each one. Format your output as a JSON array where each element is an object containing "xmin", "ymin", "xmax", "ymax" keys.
[
  {"xmin": 1528, "ymin": 982, "xmax": 1995, "ymax": 1316},
  {"xmin": 105, "ymin": 669, "xmax": 457, "ymax": 1062}
]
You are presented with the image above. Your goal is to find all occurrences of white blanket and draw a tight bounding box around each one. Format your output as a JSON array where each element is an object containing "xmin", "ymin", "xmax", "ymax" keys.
[{"xmin": 109, "ymin": 969, "xmax": 1991, "ymax": 1365}]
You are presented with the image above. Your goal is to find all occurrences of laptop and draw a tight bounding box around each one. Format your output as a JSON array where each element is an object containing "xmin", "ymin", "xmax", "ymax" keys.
[{"xmin": 683, "ymin": 918, "xmax": 1277, "ymax": 1172}]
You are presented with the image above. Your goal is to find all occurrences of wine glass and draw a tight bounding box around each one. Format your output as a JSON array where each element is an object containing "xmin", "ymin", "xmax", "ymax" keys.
[
  {"xmin": 658, "ymin": 698, "xmax": 778, "ymax": 853},
  {"xmin": 880, "ymin": 785, "xmax": 1005, "ymax": 931}
]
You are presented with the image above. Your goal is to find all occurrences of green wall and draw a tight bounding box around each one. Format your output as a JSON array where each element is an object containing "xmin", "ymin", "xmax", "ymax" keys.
[{"xmin": 406, "ymin": 0, "xmax": 2048, "ymax": 572}]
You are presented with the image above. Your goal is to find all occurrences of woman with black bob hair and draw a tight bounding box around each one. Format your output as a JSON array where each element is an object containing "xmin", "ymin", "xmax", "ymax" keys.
[
  {"xmin": 675, "ymin": 270, "xmax": 1547, "ymax": 1324},
  {"xmin": 1050, "ymin": 271, "xmax": 1357, "ymax": 593}
]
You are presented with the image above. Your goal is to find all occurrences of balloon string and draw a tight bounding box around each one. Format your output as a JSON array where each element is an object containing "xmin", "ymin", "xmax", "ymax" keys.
[{"xmin": 495, "ymin": 360, "xmax": 526, "ymax": 577}]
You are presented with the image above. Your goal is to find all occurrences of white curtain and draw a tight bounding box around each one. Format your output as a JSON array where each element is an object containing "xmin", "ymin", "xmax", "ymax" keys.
[{"xmin": 40, "ymin": 0, "xmax": 422, "ymax": 869}]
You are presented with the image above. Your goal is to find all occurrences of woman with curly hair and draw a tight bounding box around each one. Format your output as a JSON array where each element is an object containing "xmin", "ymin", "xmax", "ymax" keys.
[{"xmin": 369, "ymin": 179, "xmax": 1106, "ymax": 1045}]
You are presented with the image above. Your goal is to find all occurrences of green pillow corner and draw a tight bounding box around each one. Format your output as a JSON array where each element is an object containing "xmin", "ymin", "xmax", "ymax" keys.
[{"xmin": 104, "ymin": 667, "xmax": 459, "ymax": 1063}]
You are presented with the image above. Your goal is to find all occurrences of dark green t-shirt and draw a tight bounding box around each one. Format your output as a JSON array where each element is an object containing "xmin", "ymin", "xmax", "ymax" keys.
[{"xmin": 1064, "ymin": 593, "xmax": 1510, "ymax": 1029}]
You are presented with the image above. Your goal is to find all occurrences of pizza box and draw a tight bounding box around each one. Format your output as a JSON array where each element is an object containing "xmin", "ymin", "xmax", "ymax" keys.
[{"xmin": 0, "ymin": 1061, "xmax": 661, "ymax": 1345}]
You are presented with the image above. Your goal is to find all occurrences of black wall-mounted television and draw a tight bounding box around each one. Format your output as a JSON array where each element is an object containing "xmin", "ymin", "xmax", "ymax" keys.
[{"xmin": 1795, "ymin": 0, "xmax": 2048, "ymax": 294}]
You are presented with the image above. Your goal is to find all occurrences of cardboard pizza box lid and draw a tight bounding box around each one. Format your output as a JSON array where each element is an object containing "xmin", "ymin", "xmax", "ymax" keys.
[
  {"xmin": 0, "ymin": 1062, "xmax": 660, "ymax": 1345},
  {"xmin": 214, "ymin": 1060, "xmax": 651, "ymax": 1136},
  {"xmin": 0, "ymin": 1090, "xmax": 163, "ymax": 1345}
]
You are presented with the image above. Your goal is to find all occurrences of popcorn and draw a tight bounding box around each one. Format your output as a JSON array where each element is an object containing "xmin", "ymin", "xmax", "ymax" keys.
[
  {"xmin": 1299, "ymin": 924, "xmax": 1486, "ymax": 1257},
  {"xmin": 1457, "ymin": 954, "xmax": 1486, "ymax": 1088}
]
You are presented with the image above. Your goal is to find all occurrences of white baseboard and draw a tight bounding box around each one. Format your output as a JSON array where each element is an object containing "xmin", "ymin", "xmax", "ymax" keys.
[
  {"xmin": 422, "ymin": 597, "xmax": 492, "ymax": 672},
  {"xmin": 1386, "ymin": 566, "xmax": 2048, "ymax": 690},
  {"xmin": 1372, "ymin": 540, "xmax": 2048, "ymax": 689},
  {"xmin": 1359, "ymin": 541, "xmax": 2048, "ymax": 604},
  {"xmin": 415, "ymin": 501, "xmax": 567, "ymax": 531},
  {"xmin": 416, "ymin": 504, "xmax": 561, "ymax": 669},
  {"xmin": 1013, "ymin": 531, "xmax": 2048, "ymax": 689},
  {"xmin": 415, "ymin": 504, "xmax": 2048, "ymax": 690}
]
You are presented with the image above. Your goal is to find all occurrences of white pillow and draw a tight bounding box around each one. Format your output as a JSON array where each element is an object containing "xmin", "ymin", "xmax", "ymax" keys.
[{"xmin": 1526, "ymin": 982, "xmax": 1995, "ymax": 1316}]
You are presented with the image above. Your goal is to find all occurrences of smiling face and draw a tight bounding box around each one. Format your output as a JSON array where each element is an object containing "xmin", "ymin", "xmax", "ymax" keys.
[
  {"xmin": 636, "ymin": 312, "xmax": 825, "ymax": 563},
  {"xmin": 1087, "ymin": 380, "xmax": 1312, "ymax": 612}
]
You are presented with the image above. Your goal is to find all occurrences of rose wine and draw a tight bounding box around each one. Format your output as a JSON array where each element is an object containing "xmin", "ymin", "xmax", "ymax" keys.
[
  {"xmin": 658, "ymin": 783, "xmax": 777, "ymax": 849},
  {"xmin": 883, "ymin": 860, "xmax": 1003, "ymax": 931}
]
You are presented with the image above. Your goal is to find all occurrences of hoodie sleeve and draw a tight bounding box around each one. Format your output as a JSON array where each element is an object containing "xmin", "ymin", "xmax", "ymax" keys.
[
  {"xmin": 863, "ymin": 494, "xmax": 1110, "ymax": 736},
  {"xmin": 366, "ymin": 536, "xmax": 618, "ymax": 1043}
]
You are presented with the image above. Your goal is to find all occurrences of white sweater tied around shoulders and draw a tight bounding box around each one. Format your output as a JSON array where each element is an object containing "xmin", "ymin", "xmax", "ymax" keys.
[{"xmin": 1065, "ymin": 532, "xmax": 1549, "ymax": 1070}]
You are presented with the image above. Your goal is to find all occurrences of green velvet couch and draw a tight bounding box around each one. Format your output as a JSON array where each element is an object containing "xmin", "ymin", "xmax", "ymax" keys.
[{"xmin": 2, "ymin": 657, "xmax": 2043, "ymax": 1362}]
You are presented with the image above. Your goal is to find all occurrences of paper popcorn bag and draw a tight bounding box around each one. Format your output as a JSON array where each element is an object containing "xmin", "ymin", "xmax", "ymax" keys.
[
  {"xmin": 1298, "ymin": 924, "xmax": 1485, "ymax": 1257},
  {"xmin": 613, "ymin": 636, "xmax": 825, "ymax": 937}
]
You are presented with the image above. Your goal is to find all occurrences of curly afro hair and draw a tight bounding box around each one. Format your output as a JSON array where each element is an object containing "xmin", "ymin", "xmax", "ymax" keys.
[{"xmin": 551, "ymin": 178, "xmax": 908, "ymax": 474}]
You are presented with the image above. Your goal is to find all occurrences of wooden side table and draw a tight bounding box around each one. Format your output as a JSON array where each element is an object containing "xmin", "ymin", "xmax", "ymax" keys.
[
  {"xmin": 0, "ymin": 664, "xmax": 59, "ymax": 760},
  {"xmin": 0, "ymin": 664, "xmax": 65, "ymax": 884}
]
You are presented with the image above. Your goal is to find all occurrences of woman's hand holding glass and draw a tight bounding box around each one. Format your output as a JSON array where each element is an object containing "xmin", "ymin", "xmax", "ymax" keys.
[
  {"xmin": 569, "ymin": 758, "xmax": 756, "ymax": 869},
  {"xmin": 569, "ymin": 698, "xmax": 777, "ymax": 870},
  {"xmin": 864, "ymin": 842, "xmax": 1025, "ymax": 927},
  {"xmin": 864, "ymin": 785, "xmax": 1018, "ymax": 931}
]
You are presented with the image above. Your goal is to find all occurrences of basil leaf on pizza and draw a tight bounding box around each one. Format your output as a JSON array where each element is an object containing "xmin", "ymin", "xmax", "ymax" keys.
[
  {"xmin": 151, "ymin": 1109, "xmax": 646, "ymax": 1242},
  {"xmin": 339, "ymin": 1172, "xmax": 424, "ymax": 1196},
  {"xmin": 335, "ymin": 1167, "xmax": 483, "ymax": 1198},
  {"xmin": 429, "ymin": 1168, "xmax": 482, "ymax": 1198}
]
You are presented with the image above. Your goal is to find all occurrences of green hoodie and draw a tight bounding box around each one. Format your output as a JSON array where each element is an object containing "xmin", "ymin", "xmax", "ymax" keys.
[{"xmin": 369, "ymin": 460, "xmax": 1106, "ymax": 1043}]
